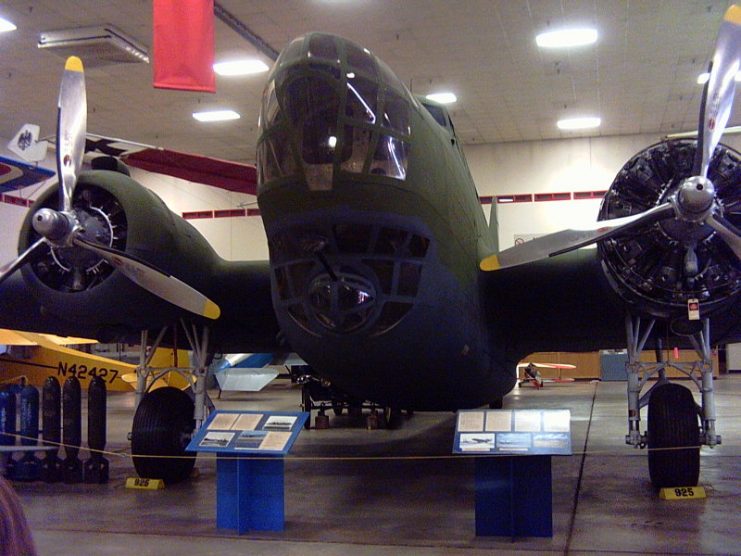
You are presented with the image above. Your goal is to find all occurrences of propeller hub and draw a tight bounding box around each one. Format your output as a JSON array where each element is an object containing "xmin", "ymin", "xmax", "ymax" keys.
[
  {"xmin": 675, "ymin": 176, "xmax": 716, "ymax": 222},
  {"xmin": 31, "ymin": 208, "xmax": 73, "ymax": 241}
]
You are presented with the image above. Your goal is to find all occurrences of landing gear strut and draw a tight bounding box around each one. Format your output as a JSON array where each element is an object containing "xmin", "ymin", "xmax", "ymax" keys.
[
  {"xmin": 624, "ymin": 315, "xmax": 720, "ymax": 488},
  {"xmin": 131, "ymin": 321, "xmax": 213, "ymax": 484}
]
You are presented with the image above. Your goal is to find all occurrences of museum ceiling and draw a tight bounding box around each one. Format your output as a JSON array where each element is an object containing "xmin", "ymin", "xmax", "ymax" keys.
[{"xmin": 0, "ymin": 0, "xmax": 737, "ymax": 164}]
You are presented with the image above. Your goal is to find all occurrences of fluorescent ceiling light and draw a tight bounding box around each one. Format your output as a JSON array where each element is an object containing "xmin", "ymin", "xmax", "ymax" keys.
[
  {"xmin": 557, "ymin": 117, "xmax": 601, "ymax": 130},
  {"xmin": 536, "ymin": 28, "xmax": 598, "ymax": 48},
  {"xmin": 193, "ymin": 109, "xmax": 241, "ymax": 122},
  {"xmin": 697, "ymin": 71, "xmax": 741, "ymax": 84},
  {"xmin": 0, "ymin": 17, "xmax": 17, "ymax": 33},
  {"xmin": 213, "ymin": 59, "xmax": 269, "ymax": 76},
  {"xmin": 426, "ymin": 92, "xmax": 457, "ymax": 104}
]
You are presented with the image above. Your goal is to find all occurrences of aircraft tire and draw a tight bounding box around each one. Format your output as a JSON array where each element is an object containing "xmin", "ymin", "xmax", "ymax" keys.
[
  {"xmin": 131, "ymin": 387, "xmax": 195, "ymax": 484},
  {"xmin": 647, "ymin": 383, "xmax": 700, "ymax": 488}
]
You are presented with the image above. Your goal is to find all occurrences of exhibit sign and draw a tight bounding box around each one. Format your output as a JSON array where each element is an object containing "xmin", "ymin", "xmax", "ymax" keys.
[
  {"xmin": 187, "ymin": 410, "xmax": 308, "ymax": 456},
  {"xmin": 453, "ymin": 409, "xmax": 572, "ymax": 455}
]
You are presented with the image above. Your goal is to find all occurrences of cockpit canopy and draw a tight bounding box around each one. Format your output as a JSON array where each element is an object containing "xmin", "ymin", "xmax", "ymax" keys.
[{"xmin": 258, "ymin": 33, "xmax": 413, "ymax": 191}]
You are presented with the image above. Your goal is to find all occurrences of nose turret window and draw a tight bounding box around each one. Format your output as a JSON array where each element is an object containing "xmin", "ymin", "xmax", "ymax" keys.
[{"xmin": 308, "ymin": 274, "xmax": 376, "ymax": 333}]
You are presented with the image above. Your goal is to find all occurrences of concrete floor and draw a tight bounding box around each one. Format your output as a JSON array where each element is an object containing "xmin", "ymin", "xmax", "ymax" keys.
[{"xmin": 7, "ymin": 374, "xmax": 741, "ymax": 555}]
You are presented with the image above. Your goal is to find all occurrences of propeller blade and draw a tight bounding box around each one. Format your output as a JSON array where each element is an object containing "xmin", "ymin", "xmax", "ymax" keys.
[
  {"xmin": 0, "ymin": 238, "xmax": 47, "ymax": 287},
  {"xmin": 706, "ymin": 213, "xmax": 741, "ymax": 259},
  {"xmin": 480, "ymin": 203, "xmax": 675, "ymax": 271},
  {"xmin": 57, "ymin": 56, "xmax": 87, "ymax": 213},
  {"xmin": 694, "ymin": 4, "xmax": 741, "ymax": 178},
  {"xmin": 72, "ymin": 238, "xmax": 221, "ymax": 320}
]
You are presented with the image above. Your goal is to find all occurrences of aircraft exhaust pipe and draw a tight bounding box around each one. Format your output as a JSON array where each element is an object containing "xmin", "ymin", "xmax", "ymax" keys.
[
  {"xmin": 84, "ymin": 376, "xmax": 109, "ymax": 483},
  {"xmin": 15, "ymin": 384, "xmax": 41, "ymax": 481},
  {"xmin": 41, "ymin": 377, "xmax": 62, "ymax": 483},
  {"xmin": 62, "ymin": 376, "xmax": 83, "ymax": 483},
  {"xmin": 0, "ymin": 390, "xmax": 17, "ymax": 478}
]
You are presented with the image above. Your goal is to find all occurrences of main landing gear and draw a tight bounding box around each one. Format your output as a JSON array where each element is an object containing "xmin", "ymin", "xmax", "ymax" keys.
[
  {"xmin": 293, "ymin": 366, "xmax": 407, "ymax": 430},
  {"xmin": 130, "ymin": 322, "xmax": 213, "ymax": 484},
  {"xmin": 624, "ymin": 315, "xmax": 720, "ymax": 489}
]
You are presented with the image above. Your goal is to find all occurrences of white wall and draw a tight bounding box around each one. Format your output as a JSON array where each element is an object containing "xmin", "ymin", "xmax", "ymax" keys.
[
  {"xmin": 464, "ymin": 134, "xmax": 741, "ymax": 249},
  {"xmin": 128, "ymin": 168, "xmax": 267, "ymax": 261},
  {"xmin": 2, "ymin": 132, "xmax": 739, "ymax": 263}
]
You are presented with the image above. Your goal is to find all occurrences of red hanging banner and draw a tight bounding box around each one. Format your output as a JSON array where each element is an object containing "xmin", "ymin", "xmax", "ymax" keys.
[{"xmin": 152, "ymin": 0, "xmax": 216, "ymax": 93}]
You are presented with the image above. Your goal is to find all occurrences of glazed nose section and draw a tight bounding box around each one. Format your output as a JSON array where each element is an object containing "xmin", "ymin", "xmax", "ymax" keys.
[
  {"xmin": 257, "ymin": 33, "xmax": 412, "ymax": 192},
  {"xmin": 307, "ymin": 272, "xmax": 377, "ymax": 333}
]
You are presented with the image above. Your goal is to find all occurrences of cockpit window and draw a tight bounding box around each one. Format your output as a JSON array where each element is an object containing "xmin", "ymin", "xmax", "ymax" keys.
[
  {"xmin": 279, "ymin": 37, "xmax": 305, "ymax": 67},
  {"xmin": 377, "ymin": 59, "xmax": 406, "ymax": 94},
  {"xmin": 309, "ymin": 35, "xmax": 338, "ymax": 61},
  {"xmin": 345, "ymin": 42, "xmax": 376, "ymax": 76},
  {"xmin": 285, "ymin": 76, "xmax": 340, "ymax": 165},
  {"xmin": 370, "ymin": 135, "xmax": 409, "ymax": 179},
  {"xmin": 345, "ymin": 76, "xmax": 378, "ymax": 124},
  {"xmin": 260, "ymin": 36, "xmax": 414, "ymax": 189},
  {"xmin": 257, "ymin": 127, "xmax": 297, "ymax": 184},
  {"xmin": 340, "ymin": 126, "xmax": 372, "ymax": 174},
  {"xmin": 283, "ymin": 76, "xmax": 343, "ymax": 190},
  {"xmin": 422, "ymin": 102, "xmax": 447, "ymax": 127},
  {"xmin": 382, "ymin": 89, "xmax": 410, "ymax": 136},
  {"xmin": 261, "ymin": 80, "xmax": 281, "ymax": 129}
]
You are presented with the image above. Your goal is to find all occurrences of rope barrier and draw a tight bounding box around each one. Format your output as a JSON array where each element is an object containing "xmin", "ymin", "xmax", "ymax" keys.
[{"xmin": 0, "ymin": 431, "xmax": 726, "ymax": 462}]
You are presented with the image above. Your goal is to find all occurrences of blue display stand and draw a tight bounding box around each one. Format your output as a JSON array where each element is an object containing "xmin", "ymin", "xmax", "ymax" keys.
[
  {"xmin": 453, "ymin": 409, "xmax": 571, "ymax": 538},
  {"xmin": 187, "ymin": 410, "xmax": 308, "ymax": 534},
  {"xmin": 475, "ymin": 455, "xmax": 552, "ymax": 537},
  {"xmin": 216, "ymin": 455, "xmax": 285, "ymax": 532}
]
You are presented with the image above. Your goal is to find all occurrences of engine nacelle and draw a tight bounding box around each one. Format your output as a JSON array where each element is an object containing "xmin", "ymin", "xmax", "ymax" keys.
[
  {"xmin": 598, "ymin": 140, "xmax": 741, "ymax": 323},
  {"xmin": 18, "ymin": 170, "xmax": 220, "ymax": 332}
]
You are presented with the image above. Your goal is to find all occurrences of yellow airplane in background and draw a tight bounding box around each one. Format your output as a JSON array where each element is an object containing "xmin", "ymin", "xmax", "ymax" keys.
[{"xmin": 0, "ymin": 329, "xmax": 188, "ymax": 392}]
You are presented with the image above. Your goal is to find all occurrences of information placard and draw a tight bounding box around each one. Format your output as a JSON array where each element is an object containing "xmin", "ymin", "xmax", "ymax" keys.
[
  {"xmin": 453, "ymin": 409, "xmax": 571, "ymax": 455},
  {"xmin": 188, "ymin": 410, "xmax": 308, "ymax": 456}
]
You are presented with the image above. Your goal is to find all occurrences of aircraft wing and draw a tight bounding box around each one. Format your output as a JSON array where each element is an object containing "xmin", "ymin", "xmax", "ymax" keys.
[
  {"xmin": 482, "ymin": 247, "xmax": 741, "ymax": 360},
  {"xmin": 0, "ymin": 155, "xmax": 55, "ymax": 195},
  {"xmin": 84, "ymin": 134, "xmax": 257, "ymax": 195},
  {"xmin": 0, "ymin": 328, "xmax": 97, "ymax": 346}
]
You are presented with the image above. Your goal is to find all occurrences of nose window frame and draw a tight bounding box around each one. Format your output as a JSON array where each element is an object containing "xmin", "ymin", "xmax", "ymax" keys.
[{"xmin": 258, "ymin": 34, "xmax": 414, "ymax": 190}]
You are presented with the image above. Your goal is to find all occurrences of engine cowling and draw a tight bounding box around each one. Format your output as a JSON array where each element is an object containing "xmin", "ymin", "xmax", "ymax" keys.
[
  {"xmin": 598, "ymin": 139, "xmax": 741, "ymax": 322},
  {"xmin": 18, "ymin": 170, "xmax": 221, "ymax": 332}
]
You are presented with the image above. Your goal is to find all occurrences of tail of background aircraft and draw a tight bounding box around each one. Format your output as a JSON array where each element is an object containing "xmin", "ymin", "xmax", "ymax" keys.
[
  {"xmin": 7, "ymin": 124, "xmax": 48, "ymax": 163},
  {"xmin": 488, "ymin": 202, "xmax": 499, "ymax": 253}
]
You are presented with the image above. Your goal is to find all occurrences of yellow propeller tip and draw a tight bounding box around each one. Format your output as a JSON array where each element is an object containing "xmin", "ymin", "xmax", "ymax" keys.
[
  {"xmin": 65, "ymin": 56, "xmax": 84, "ymax": 72},
  {"xmin": 203, "ymin": 300, "xmax": 221, "ymax": 320},
  {"xmin": 725, "ymin": 4, "xmax": 741, "ymax": 24},
  {"xmin": 480, "ymin": 255, "xmax": 501, "ymax": 271}
]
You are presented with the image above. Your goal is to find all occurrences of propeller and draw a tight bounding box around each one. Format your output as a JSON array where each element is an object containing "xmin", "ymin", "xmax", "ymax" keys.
[
  {"xmin": 0, "ymin": 57, "xmax": 221, "ymax": 320},
  {"xmin": 481, "ymin": 4, "xmax": 741, "ymax": 272}
]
